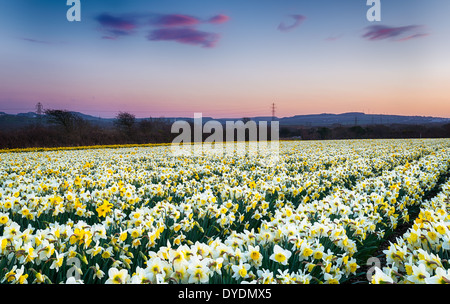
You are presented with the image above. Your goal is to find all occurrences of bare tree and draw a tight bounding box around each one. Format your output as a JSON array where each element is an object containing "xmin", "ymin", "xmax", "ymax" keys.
[
  {"xmin": 44, "ymin": 109, "xmax": 83, "ymax": 133},
  {"xmin": 114, "ymin": 111, "xmax": 136, "ymax": 137}
]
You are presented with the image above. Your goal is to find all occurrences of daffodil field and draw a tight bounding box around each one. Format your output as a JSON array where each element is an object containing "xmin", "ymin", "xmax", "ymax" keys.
[{"xmin": 0, "ymin": 139, "xmax": 449, "ymax": 284}]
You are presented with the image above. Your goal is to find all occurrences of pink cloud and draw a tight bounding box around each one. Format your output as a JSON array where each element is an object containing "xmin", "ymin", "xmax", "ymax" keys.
[
  {"xmin": 396, "ymin": 32, "xmax": 430, "ymax": 42},
  {"xmin": 278, "ymin": 14, "xmax": 306, "ymax": 32},
  {"xmin": 147, "ymin": 27, "xmax": 220, "ymax": 48},
  {"xmin": 362, "ymin": 25, "xmax": 429, "ymax": 42},
  {"xmin": 325, "ymin": 35, "xmax": 343, "ymax": 42},
  {"xmin": 208, "ymin": 14, "xmax": 230, "ymax": 24}
]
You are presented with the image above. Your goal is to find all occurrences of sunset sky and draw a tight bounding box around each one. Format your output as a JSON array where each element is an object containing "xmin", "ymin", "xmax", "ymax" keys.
[{"xmin": 0, "ymin": 0, "xmax": 449, "ymax": 118}]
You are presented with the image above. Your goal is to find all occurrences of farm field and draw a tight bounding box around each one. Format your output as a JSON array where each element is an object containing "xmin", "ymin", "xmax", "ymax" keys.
[{"xmin": 0, "ymin": 138, "xmax": 449, "ymax": 284}]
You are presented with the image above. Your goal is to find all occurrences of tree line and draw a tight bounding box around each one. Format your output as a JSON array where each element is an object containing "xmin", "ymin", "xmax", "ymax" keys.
[
  {"xmin": 0, "ymin": 110, "xmax": 176, "ymax": 149},
  {"xmin": 280, "ymin": 124, "xmax": 450, "ymax": 140}
]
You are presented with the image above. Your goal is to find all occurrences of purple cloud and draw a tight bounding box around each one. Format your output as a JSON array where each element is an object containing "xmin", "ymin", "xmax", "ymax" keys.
[
  {"xmin": 362, "ymin": 25, "xmax": 429, "ymax": 42},
  {"xmin": 278, "ymin": 14, "xmax": 306, "ymax": 32},
  {"xmin": 96, "ymin": 13, "xmax": 137, "ymax": 30},
  {"xmin": 147, "ymin": 27, "xmax": 220, "ymax": 48},
  {"xmin": 95, "ymin": 12, "xmax": 230, "ymax": 48},
  {"xmin": 95, "ymin": 13, "xmax": 138, "ymax": 38},
  {"xmin": 151, "ymin": 14, "xmax": 201, "ymax": 27},
  {"xmin": 208, "ymin": 14, "xmax": 230, "ymax": 24}
]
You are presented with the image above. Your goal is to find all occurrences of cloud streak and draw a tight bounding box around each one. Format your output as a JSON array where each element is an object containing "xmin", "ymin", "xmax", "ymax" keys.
[
  {"xmin": 325, "ymin": 35, "xmax": 343, "ymax": 42},
  {"xmin": 148, "ymin": 27, "xmax": 220, "ymax": 48},
  {"xmin": 278, "ymin": 14, "xmax": 306, "ymax": 32},
  {"xmin": 20, "ymin": 37, "xmax": 53, "ymax": 44},
  {"xmin": 150, "ymin": 14, "xmax": 201, "ymax": 27},
  {"xmin": 95, "ymin": 13, "xmax": 139, "ymax": 39},
  {"xmin": 362, "ymin": 25, "xmax": 429, "ymax": 42}
]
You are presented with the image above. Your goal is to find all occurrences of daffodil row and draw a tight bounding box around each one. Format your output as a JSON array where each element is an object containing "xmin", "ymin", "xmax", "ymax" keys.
[
  {"xmin": 371, "ymin": 178, "xmax": 450, "ymax": 284},
  {"xmin": 0, "ymin": 142, "xmax": 170, "ymax": 154}
]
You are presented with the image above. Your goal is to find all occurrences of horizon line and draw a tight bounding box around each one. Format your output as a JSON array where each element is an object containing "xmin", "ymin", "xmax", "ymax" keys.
[{"xmin": 1, "ymin": 109, "xmax": 450, "ymax": 120}]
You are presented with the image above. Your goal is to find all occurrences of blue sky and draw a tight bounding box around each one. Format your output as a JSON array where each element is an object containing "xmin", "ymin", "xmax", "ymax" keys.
[{"xmin": 0, "ymin": 0, "xmax": 449, "ymax": 118}]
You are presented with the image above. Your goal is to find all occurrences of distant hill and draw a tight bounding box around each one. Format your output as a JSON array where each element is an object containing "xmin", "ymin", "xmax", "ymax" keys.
[
  {"xmin": 276, "ymin": 112, "xmax": 450, "ymax": 126},
  {"xmin": 0, "ymin": 111, "xmax": 449, "ymax": 130}
]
